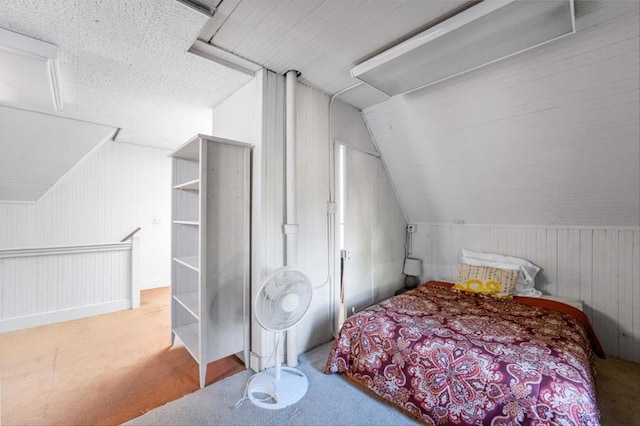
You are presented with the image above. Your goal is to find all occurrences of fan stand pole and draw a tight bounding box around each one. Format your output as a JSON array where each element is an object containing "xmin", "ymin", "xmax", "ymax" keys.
[{"xmin": 275, "ymin": 330, "xmax": 283, "ymax": 380}]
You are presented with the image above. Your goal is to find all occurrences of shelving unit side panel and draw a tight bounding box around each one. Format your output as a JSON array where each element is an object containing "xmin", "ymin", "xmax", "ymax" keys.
[{"xmin": 204, "ymin": 142, "xmax": 249, "ymax": 362}]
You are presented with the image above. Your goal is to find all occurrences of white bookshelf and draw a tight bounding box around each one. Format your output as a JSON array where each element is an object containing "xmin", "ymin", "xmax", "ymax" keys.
[{"xmin": 170, "ymin": 134, "xmax": 251, "ymax": 388}]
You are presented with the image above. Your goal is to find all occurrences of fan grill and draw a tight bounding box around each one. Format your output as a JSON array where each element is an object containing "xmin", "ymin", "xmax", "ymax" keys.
[{"xmin": 254, "ymin": 268, "xmax": 312, "ymax": 332}]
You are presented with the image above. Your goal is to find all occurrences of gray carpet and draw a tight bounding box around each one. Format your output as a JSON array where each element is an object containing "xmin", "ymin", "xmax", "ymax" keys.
[{"xmin": 124, "ymin": 341, "xmax": 419, "ymax": 425}]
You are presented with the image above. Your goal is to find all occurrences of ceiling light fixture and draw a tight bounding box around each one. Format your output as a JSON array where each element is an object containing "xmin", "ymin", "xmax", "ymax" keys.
[
  {"xmin": 188, "ymin": 40, "xmax": 261, "ymax": 76},
  {"xmin": 0, "ymin": 28, "xmax": 63, "ymax": 112},
  {"xmin": 351, "ymin": 0, "xmax": 575, "ymax": 96}
]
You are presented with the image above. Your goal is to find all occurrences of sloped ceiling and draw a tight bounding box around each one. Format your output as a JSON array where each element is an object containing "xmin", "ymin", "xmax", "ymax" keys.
[
  {"xmin": 364, "ymin": 0, "xmax": 640, "ymax": 227},
  {"xmin": 0, "ymin": 0, "xmax": 252, "ymax": 202},
  {"xmin": 3, "ymin": 0, "xmax": 637, "ymax": 227},
  {"xmin": 202, "ymin": 0, "xmax": 639, "ymax": 228},
  {"xmin": 0, "ymin": 106, "xmax": 115, "ymax": 202},
  {"xmin": 0, "ymin": 0, "xmax": 469, "ymax": 203}
]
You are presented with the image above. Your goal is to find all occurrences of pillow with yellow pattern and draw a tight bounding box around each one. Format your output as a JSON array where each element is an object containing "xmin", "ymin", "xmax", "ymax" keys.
[{"xmin": 454, "ymin": 263, "xmax": 519, "ymax": 298}]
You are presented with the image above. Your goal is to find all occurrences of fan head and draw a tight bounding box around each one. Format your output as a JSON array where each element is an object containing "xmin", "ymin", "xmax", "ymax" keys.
[{"xmin": 254, "ymin": 267, "xmax": 312, "ymax": 332}]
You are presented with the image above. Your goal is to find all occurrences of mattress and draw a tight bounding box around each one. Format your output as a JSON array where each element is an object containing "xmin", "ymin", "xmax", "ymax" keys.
[{"xmin": 325, "ymin": 281, "xmax": 604, "ymax": 425}]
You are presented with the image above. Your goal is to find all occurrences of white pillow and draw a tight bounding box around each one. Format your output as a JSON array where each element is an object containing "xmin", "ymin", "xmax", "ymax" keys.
[{"xmin": 461, "ymin": 249, "xmax": 542, "ymax": 297}]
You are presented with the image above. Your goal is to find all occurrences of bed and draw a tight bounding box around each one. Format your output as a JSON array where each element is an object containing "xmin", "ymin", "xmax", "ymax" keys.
[{"xmin": 324, "ymin": 281, "xmax": 605, "ymax": 425}]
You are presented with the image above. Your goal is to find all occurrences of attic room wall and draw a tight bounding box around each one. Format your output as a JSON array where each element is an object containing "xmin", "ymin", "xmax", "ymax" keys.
[
  {"xmin": 212, "ymin": 69, "xmax": 285, "ymax": 371},
  {"xmin": 294, "ymin": 83, "xmax": 406, "ymax": 353},
  {"xmin": 212, "ymin": 72, "xmax": 406, "ymax": 364},
  {"xmin": 364, "ymin": 1, "xmax": 640, "ymax": 362},
  {"xmin": 0, "ymin": 142, "xmax": 171, "ymax": 289}
]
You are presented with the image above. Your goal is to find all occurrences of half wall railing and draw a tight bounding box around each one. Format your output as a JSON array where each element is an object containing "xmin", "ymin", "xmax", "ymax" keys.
[{"xmin": 0, "ymin": 238, "xmax": 140, "ymax": 333}]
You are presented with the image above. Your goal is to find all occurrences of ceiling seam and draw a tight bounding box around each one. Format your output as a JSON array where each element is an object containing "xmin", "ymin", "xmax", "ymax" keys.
[
  {"xmin": 207, "ymin": 0, "xmax": 244, "ymax": 43},
  {"xmin": 260, "ymin": 0, "xmax": 329, "ymax": 66}
]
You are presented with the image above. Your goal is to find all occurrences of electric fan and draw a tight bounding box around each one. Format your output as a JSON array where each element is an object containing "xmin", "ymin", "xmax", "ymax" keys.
[{"xmin": 247, "ymin": 266, "xmax": 313, "ymax": 409}]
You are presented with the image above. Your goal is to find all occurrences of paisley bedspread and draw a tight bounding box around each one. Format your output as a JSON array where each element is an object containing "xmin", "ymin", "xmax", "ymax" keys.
[{"xmin": 324, "ymin": 281, "xmax": 603, "ymax": 425}]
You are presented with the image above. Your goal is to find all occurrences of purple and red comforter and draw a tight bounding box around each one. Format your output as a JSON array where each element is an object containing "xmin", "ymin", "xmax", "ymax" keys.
[{"xmin": 324, "ymin": 281, "xmax": 604, "ymax": 425}]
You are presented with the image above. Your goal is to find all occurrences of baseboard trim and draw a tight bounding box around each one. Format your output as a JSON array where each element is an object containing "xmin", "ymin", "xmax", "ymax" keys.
[
  {"xmin": 0, "ymin": 300, "xmax": 132, "ymax": 334},
  {"xmin": 141, "ymin": 277, "xmax": 170, "ymax": 290}
]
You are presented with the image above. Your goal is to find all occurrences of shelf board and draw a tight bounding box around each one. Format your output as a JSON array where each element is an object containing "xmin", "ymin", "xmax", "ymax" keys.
[
  {"xmin": 173, "ymin": 220, "xmax": 199, "ymax": 226},
  {"xmin": 173, "ymin": 256, "xmax": 199, "ymax": 272},
  {"xmin": 173, "ymin": 179, "xmax": 200, "ymax": 191},
  {"xmin": 174, "ymin": 292, "xmax": 199, "ymax": 319},
  {"xmin": 170, "ymin": 137, "xmax": 200, "ymax": 160},
  {"xmin": 172, "ymin": 323, "xmax": 200, "ymax": 362}
]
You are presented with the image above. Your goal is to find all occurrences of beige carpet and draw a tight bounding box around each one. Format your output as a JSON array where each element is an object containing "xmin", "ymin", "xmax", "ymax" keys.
[
  {"xmin": 596, "ymin": 355, "xmax": 640, "ymax": 426},
  {"xmin": 0, "ymin": 287, "xmax": 245, "ymax": 425}
]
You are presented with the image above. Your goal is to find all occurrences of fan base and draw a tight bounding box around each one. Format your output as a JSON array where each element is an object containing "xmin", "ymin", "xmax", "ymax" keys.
[{"xmin": 247, "ymin": 366, "xmax": 308, "ymax": 409}]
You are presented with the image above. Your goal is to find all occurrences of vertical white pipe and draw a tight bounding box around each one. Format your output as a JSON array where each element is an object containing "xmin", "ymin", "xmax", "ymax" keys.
[{"xmin": 285, "ymin": 70, "xmax": 299, "ymax": 367}]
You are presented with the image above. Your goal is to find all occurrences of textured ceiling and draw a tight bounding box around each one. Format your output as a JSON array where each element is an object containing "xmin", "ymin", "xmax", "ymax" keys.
[
  {"xmin": 0, "ymin": 0, "xmax": 252, "ymax": 149},
  {"xmin": 0, "ymin": 0, "xmax": 472, "ymax": 148},
  {"xmin": 0, "ymin": 0, "xmax": 470, "ymax": 203}
]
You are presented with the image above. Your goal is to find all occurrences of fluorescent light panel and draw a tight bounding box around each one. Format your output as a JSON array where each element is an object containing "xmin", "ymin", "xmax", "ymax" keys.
[
  {"xmin": 351, "ymin": 0, "xmax": 575, "ymax": 96},
  {"xmin": 0, "ymin": 28, "xmax": 62, "ymax": 111}
]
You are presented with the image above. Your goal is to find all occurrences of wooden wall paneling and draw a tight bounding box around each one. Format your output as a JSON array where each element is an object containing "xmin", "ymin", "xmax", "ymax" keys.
[
  {"xmin": 535, "ymin": 228, "xmax": 548, "ymax": 291},
  {"xmin": 374, "ymin": 160, "xmax": 407, "ymax": 300},
  {"xmin": 579, "ymin": 229, "xmax": 594, "ymax": 321},
  {"xmin": 465, "ymin": 226, "xmax": 490, "ymax": 254},
  {"xmin": 344, "ymin": 149, "xmax": 376, "ymax": 314},
  {"xmin": 0, "ymin": 245, "xmax": 134, "ymax": 333},
  {"xmin": 541, "ymin": 229, "xmax": 558, "ymax": 296},
  {"xmin": 413, "ymin": 223, "xmax": 639, "ymax": 362},
  {"xmin": 633, "ymin": 231, "xmax": 640, "ymax": 362},
  {"xmin": 436, "ymin": 225, "xmax": 453, "ymax": 281},
  {"xmin": 591, "ymin": 229, "xmax": 614, "ymax": 356},
  {"xmin": 428, "ymin": 225, "xmax": 441, "ymax": 280},
  {"xmin": 605, "ymin": 230, "xmax": 620, "ymax": 356},
  {"xmin": 557, "ymin": 229, "xmax": 580, "ymax": 300},
  {"xmin": 618, "ymin": 230, "xmax": 635, "ymax": 360},
  {"xmin": 0, "ymin": 142, "xmax": 171, "ymax": 289},
  {"xmin": 414, "ymin": 224, "xmax": 432, "ymax": 281},
  {"xmin": 450, "ymin": 224, "xmax": 466, "ymax": 276}
]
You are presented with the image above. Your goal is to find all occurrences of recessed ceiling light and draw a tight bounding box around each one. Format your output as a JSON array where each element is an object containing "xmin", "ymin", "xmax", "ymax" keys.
[{"xmin": 0, "ymin": 28, "xmax": 63, "ymax": 112}]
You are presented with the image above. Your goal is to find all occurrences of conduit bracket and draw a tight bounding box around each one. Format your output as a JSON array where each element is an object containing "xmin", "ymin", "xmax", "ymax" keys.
[{"xmin": 283, "ymin": 224, "xmax": 299, "ymax": 234}]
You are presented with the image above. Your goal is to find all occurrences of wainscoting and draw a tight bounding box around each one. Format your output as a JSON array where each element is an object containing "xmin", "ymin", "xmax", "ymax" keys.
[
  {"xmin": 411, "ymin": 223, "xmax": 640, "ymax": 363},
  {"xmin": 0, "ymin": 240, "xmax": 140, "ymax": 333}
]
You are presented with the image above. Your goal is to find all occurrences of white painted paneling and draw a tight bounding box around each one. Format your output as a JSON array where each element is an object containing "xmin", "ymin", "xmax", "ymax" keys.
[
  {"xmin": 295, "ymin": 84, "xmax": 406, "ymax": 352},
  {"xmin": 212, "ymin": 70, "xmax": 286, "ymax": 370},
  {"xmin": 295, "ymin": 83, "xmax": 333, "ymax": 353},
  {"xmin": 343, "ymin": 148, "xmax": 377, "ymax": 314},
  {"xmin": 210, "ymin": 77, "xmax": 258, "ymax": 144},
  {"xmin": 212, "ymin": 75, "xmax": 406, "ymax": 363},
  {"xmin": 0, "ymin": 142, "xmax": 171, "ymax": 289},
  {"xmin": 210, "ymin": 0, "xmax": 468, "ymax": 96},
  {"xmin": 412, "ymin": 223, "xmax": 640, "ymax": 363},
  {"xmin": 365, "ymin": 0, "xmax": 640, "ymax": 227},
  {"xmin": 0, "ymin": 243, "xmax": 133, "ymax": 333}
]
